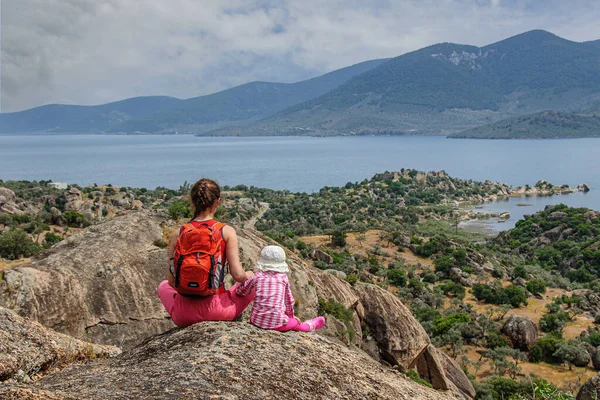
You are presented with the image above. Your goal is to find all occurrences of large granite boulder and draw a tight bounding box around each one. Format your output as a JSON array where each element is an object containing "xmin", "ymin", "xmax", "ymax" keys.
[
  {"xmin": 416, "ymin": 345, "xmax": 476, "ymax": 399},
  {"xmin": 501, "ymin": 315, "xmax": 539, "ymax": 351},
  {"xmin": 355, "ymin": 283, "xmax": 430, "ymax": 370},
  {"xmin": 311, "ymin": 249, "xmax": 334, "ymax": 264},
  {"xmin": 0, "ymin": 322, "xmax": 462, "ymax": 400},
  {"xmin": 0, "ymin": 307, "xmax": 119, "ymax": 382},
  {"xmin": 0, "ymin": 211, "xmax": 174, "ymax": 349},
  {"xmin": 577, "ymin": 372, "xmax": 600, "ymax": 400},
  {"xmin": 307, "ymin": 267, "xmax": 363, "ymax": 346}
]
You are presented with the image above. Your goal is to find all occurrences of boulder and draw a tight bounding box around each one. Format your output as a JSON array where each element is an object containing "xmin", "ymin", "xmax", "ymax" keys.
[
  {"xmin": 0, "ymin": 188, "xmax": 20, "ymax": 214},
  {"xmin": 355, "ymin": 283, "xmax": 430, "ymax": 370},
  {"xmin": 0, "ymin": 322, "xmax": 462, "ymax": 400},
  {"xmin": 416, "ymin": 345, "xmax": 476, "ymax": 399},
  {"xmin": 0, "ymin": 187, "xmax": 17, "ymax": 204},
  {"xmin": 578, "ymin": 183, "xmax": 591, "ymax": 193},
  {"xmin": 310, "ymin": 249, "xmax": 334, "ymax": 264},
  {"xmin": 64, "ymin": 199, "xmax": 84, "ymax": 211},
  {"xmin": 501, "ymin": 315, "xmax": 539, "ymax": 351},
  {"xmin": 0, "ymin": 211, "xmax": 174, "ymax": 349},
  {"xmin": 577, "ymin": 372, "xmax": 600, "ymax": 400},
  {"xmin": 0, "ymin": 307, "xmax": 119, "ymax": 382},
  {"xmin": 307, "ymin": 268, "xmax": 362, "ymax": 346}
]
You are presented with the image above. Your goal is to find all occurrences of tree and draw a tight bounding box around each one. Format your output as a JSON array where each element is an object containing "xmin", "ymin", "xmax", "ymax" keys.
[
  {"xmin": 0, "ymin": 229, "xmax": 42, "ymax": 260},
  {"xmin": 553, "ymin": 342, "xmax": 588, "ymax": 371},
  {"xmin": 331, "ymin": 230, "xmax": 347, "ymax": 247},
  {"xmin": 388, "ymin": 269, "xmax": 407, "ymax": 287}
]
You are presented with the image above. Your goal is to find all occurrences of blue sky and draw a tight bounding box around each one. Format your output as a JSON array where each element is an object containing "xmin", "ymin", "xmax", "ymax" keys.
[{"xmin": 1, "ymin": 0, "xmax": 599, "ymax": 112}]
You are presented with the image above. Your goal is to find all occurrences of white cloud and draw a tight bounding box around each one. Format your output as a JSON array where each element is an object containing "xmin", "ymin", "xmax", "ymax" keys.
[{"xmin": 1, "ymin": 0, "xmax": 599, "ymax": 112}]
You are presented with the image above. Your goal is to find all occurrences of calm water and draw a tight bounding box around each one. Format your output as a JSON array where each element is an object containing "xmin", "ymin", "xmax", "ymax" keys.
[{"xmin": 1, "ymin": 135, "xmax": 599, "ymax": 229}]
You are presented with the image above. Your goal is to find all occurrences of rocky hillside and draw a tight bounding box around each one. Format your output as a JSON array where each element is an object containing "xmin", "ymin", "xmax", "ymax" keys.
[
  {"xmin": 0, "ymin": 322, "xmax": 461, "ymax": 400},
  {"xmin": 0, "ymin": 211, "xmax": 475, "ymax": 399},
  {"xmin": 449, "ymin": 110, "xmax": 600, "ymax": 139}
]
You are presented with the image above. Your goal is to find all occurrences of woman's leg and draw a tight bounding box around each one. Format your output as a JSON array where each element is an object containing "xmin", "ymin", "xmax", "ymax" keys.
[
  {"xmin": 157, "ymin": 281, "xmax": 255, "ymax": 327},
  {"xmin": 157, "ymin": 280, "xmax": 185, "ymax": 326},
  {"xmin": 197, "ymin": 283, "xmax": 255, "ymax": 322}
]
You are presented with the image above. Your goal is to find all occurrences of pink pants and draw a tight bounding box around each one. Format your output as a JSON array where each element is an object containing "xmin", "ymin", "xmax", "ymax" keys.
[
  {"xmin": 157, "ymin": 280, "xmax": 255, "ymax": 328},
  {"xmin": 275, "ymin": 318, "xmax": 313, "ymax": 332}
]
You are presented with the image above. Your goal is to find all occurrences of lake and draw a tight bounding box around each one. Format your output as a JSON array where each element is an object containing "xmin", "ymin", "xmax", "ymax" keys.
[{"xmin": 1, "ymin": 135, "xmax": 599, "ymax": 230}]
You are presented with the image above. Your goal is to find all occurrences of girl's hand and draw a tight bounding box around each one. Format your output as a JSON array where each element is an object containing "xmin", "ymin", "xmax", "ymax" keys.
[
  {"xmin": 294, "ymin": 317, "xmax": 302, "ymax": 324},
  {"xmin": 245, "ymin": 270, "xmax": 255, "ymax": 280}
]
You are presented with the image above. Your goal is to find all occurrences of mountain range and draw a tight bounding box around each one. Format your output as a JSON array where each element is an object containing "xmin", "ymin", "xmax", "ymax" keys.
[
  {"xmin": 0, "ymin": 59, "xmax": 386, "ymax": 135},
  {"xmin": 1, "ymin": 30, "xmax": 600, "ymax": 136}
]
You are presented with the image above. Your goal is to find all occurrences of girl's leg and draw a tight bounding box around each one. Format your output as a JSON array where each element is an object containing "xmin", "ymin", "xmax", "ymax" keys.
[
  {"xmin": 275, "ymin": 318, "xmax": 300, "ymax": 332},
  {"xmin": 276, "ymin": 317, "xmax": 326, "ymax": 332}
]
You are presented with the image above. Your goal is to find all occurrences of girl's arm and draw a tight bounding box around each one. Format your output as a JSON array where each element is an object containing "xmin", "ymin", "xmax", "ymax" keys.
[
  {"xmin": 167, "ymin": 228, "xmax": 179, "ymax": 285},
  {"xmin": 222, "ymin": 225, "xmax": 253, "ymax": 283}
]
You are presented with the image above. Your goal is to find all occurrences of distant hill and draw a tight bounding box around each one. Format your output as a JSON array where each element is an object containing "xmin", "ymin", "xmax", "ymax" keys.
[
  {"xmin": 0, "ymin": 96, "xmax": 182, "ymax": 134},
  {"xmin": 448, "ymin": 110, "xmax": 600, "ymax": 139},
  {"xmin": 222, "ymin": 30, "xmax": 600, "ymax": 136},
  {"xmin": 0, "ymin": 59, "xmax": 387, "ymax": 135}
]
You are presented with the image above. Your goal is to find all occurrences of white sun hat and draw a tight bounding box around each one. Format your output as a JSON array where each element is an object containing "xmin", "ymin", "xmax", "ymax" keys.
[{"xmin": 256, "ymin": 245, "xmax": 289, "ymax": 273}]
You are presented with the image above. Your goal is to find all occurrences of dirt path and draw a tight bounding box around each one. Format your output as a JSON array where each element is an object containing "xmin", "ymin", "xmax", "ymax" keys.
[{"xmin": 245, "ymin": 202, "xmax": 269, "ymax": 230}]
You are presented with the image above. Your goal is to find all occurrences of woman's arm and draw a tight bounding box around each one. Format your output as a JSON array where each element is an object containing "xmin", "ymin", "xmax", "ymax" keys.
[
  {"xmin": 222, "ymin": 225, "xmax": 253, "ymax": 283},
  {"xmin": 168, "ymin": 229, "xmax": 178, "ymax": 258}
]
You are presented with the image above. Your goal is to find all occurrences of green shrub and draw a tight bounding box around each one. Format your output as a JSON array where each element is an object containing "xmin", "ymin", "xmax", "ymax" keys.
[
  {"xmin": 526, "ymin": 279, "xmax": 547, "ymax": 296},
  {"xmin": 0, "ymin": 228, "xmax": 42, "ymax": 260},
  {"xmin": 404, "ymin": 370, "xmax": 432, "ymax": 388},
  {"xmin": 345, "ymin": 273, "xmax": 358, "ymax": 286},
  {"xmin": 540, "ymin": 311, "xmax": 571, "ymax": 333},
  {"xmin": 62, "ymin": 211, "xmax": 90, "ymax": 228},
  {"xmin": 168, "ymin": 200, "xmax": 193, "ymax": 220},
  {"xmin": 388, "ymin": 269, "xmax": 407, "ymax": 287},
  {"xmin": 433, "ymin": 313, "xmax": 470, "ymax": 336},
  {"xmin": 438, "ymin": 281, "xmax": 466, "ymax": 299},
  {"xmin": 486, "ymin": 332, "xmax": 509, "ymax": 349},
  {"xmin": 318, "ymin": 298, "xmax": 355, "ymax": 340},
  {"xmin": 44, "ymin": 232, "xmax": 63, "ymax": 247},
  {"xmin": 529, "ymin": 334, "xmax": 563, "ymax": 363}
]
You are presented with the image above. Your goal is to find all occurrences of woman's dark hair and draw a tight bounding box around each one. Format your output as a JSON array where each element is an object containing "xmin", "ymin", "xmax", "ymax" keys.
[{"xmin": 190, "ymin": 178, "xmax": 220, "ymax": 217}]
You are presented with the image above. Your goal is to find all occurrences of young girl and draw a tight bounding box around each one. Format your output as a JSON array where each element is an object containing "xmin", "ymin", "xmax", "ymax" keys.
[{"xmin": 236, "ymin": 245, "xmax": 326, "ymax": 332}]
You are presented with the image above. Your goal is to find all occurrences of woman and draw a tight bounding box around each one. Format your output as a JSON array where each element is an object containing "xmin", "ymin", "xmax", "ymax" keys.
[{"xmin": 157, "ymin": 178, "xmax": 255, "ymax": 327}]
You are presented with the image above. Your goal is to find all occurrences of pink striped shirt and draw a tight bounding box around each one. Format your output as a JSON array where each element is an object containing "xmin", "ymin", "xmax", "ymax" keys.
[{"xmin": 236, "ymin": 270, "xmax": 295, "ymax": 329}]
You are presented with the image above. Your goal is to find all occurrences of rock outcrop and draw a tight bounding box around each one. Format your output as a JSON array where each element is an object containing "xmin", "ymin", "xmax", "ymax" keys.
[
  {"xmin": 310, "ymin": 249, "xmax": 334, "ymax": 264},
  {"xmin": 0, "ymin": 307, "xmax": 119, "ymax": 382},
  {"xmin": 577, "ymin": 372, "xmax": 600, "ymax": 400},
  {"xmin": 355, "ymin": 283, "xmax": 429, "ymax": 369},
  {"xmin": 501, "ymin": 315, "xmax": 539, "ymax": 351},
  {"xmin": 0, "ymin": 211, "xmax": 174, "ymax": 349},
  {"xmin": 0, "ymin": 322, "xmax": 461, "ymax": 400}
]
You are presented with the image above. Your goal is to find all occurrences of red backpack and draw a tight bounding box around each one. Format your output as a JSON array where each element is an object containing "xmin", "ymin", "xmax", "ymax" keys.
[{"xmin": 169, "ymin": 220, "xmax": 227, "ymax": 296}]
